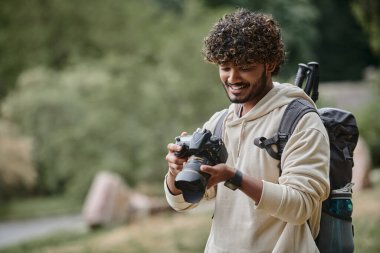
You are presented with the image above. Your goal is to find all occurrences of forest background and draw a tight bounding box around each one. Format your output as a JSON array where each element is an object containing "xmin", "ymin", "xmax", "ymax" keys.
[{"xmin": 0, "ymin": 0, "xmax": 379, "ymax": 217}]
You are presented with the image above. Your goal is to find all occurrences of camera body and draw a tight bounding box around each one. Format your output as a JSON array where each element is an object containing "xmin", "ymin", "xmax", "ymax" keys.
[{"xmin": 174, "ymin": 128, "xmax": 228, "ymax": 203}]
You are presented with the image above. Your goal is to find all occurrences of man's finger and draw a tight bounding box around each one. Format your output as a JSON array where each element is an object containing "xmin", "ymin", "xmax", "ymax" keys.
[
  {"xmin": 167, "ymin": 143, "xmax": 181, "ymax": 152},
  {"xmin": 201, "ymin": 165, "xmax": 213, "ymax": 173}
]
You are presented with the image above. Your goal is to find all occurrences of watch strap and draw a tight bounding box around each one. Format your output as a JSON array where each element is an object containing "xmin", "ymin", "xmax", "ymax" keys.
[{"xmin": 224, "ymin": 169, "xmax": 243, "ymax": 190}]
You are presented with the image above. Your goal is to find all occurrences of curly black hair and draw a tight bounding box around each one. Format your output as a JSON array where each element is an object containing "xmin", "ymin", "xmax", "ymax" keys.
[{"xmin": 202, "ymin": 9, "xmax": 285, "ymax": 75}]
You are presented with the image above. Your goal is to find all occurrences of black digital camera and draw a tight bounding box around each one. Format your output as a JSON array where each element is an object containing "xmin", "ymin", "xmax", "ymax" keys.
[{"xmin": 174, "ymin": 128, "xmax": 228, "ymax": 203}]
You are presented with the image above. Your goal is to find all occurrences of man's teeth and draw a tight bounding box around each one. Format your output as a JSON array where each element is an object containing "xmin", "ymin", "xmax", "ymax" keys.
[{"xmin": 229, "ymin": 85, "xmax": 246, "ymax": 90}]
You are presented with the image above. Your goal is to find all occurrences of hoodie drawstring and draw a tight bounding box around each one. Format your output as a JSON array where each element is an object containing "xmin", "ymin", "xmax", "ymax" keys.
[{"xmin": 237, "ymin": 119, "xmax": 247, "ymax": 157}]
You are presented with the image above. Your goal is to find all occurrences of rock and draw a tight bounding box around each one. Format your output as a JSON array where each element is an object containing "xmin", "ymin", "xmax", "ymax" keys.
[
  {"xmin": 82, "ymin": 171, "xmax": 131, "ymax": 228},
  {"xmin": 129, "ymin": 192, "xmax": 170, "ymax": 220},
  {"xmin": 82, "ymin": 171, "xmax": 170, "ymax": 229}
]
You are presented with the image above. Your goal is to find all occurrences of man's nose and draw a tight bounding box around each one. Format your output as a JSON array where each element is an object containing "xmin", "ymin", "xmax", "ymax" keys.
[{"xmin": 228, "ymin": 69, "xmax": 241, "ymax": 84}]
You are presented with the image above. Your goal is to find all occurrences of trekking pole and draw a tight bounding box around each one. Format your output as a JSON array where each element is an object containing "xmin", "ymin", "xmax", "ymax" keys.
[
  {"xmin": 303, "ymin": 63, "xmax": 314, "ymax": 97},
  {"xmin": 307, "ymin": 62, "xmax": 319, "ymax": 103},
  {"xmin": 294, "ymin": 63, "xmax": 310, "ymax": 88}
]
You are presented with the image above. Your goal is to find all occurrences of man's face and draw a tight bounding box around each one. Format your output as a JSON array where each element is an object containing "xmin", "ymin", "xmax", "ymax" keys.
[{"xmin": 218, "ymin": 62, "xmax": 272, "ymax": 106}]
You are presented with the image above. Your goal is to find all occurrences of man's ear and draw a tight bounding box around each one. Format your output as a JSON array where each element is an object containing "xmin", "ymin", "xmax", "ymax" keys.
[{"xmin": 266, "ymin": 63, "xmax": 276, "ymax": 74}]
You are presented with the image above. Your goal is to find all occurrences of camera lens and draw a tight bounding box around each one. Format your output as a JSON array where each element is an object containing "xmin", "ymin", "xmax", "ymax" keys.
[{"xmin": 175, "ymin": 158, "xmax": 210, "ymax": 203}]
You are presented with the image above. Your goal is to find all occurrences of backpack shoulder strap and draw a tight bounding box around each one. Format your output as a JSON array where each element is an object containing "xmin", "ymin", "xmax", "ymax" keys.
[
  {"xmin": 277, "ymin": 98, "xmax": 317, "ymax": 157},
  {"xmin": 213, "ymin": 109, "xmax": 228, "ymax": 138},
  {"xmin": 254, "ymin": 98, "xmax": 317, "ymax": 168}
]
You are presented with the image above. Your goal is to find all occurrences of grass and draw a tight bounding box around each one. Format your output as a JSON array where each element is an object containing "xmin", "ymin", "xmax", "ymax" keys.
[
  {"xmin": 0, "ymin": 211, "xmax": 211, "ymax": 253},
  {"xmin": 0, "ymin": 195, "xmax": 81, "ymax": 221},
  {"xmin": 352, "ymin": 171, "xmax": 380, "ymax": 253},
  {"xmin": 1, "ymin": 172, "xmax": 380, "ymax": 253}
]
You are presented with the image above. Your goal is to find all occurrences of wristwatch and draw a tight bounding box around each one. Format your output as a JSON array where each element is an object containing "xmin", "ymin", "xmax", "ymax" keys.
[{"xmin": 224, "ymin": 169, "xmax": 243, "ymax": 190}]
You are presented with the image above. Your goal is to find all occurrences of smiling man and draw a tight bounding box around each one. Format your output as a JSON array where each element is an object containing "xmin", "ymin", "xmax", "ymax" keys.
[
  {"xmin": 164, "ymin": 9, "xmax": 330, "ymax": 253},
  {"xmin": 219, "ymin": 63, "xmax": 271, "ymax": 114}
]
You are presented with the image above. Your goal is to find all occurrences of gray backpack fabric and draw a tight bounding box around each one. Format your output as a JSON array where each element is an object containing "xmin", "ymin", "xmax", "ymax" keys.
[
  {"xmin": 213, "ymin": 109, "xmax": 228, "ymax": 138},
  {"xmin": 213, "ymin": 62, "xmax": 359, "ymax": 253}
]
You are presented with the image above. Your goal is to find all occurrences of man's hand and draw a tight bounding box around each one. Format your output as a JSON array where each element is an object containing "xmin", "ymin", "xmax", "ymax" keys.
[
  {"xmin": 200, "ymin": 164, "xmax": 235, "ymax": 189},
  {"xmin": 202, "ymin": 164, "xmax": 263, "ymax": 203},
  {"xmin": 166, "ymin": 143, "xmax": 187, "ymax": 176},
  {"xmin": 165, "ymin": 132, "xmax": 188, "ymax": 195}
]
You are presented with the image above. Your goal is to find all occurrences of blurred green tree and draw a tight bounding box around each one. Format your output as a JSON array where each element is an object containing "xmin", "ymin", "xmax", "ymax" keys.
[
  {"xmin": 1, "ymin": 1, "xmax": 230, "ymax": 200},
  {"xmin": 350, "ymin": 0, "xmax": 380, "ymax": 166},
  {"xmin": 0, "ymin": 0, "xmax": 171, "ymax": 99},
  {"xmin": 0, "ymin": 120, "xmax": 36, "ymax": 201},
  {"xmin": 351, "ymin": 0, "xmax": 380, "ymax": 58},
  {"xmin": 311, "ymin": 0, "xmax": 378, "ymax": 81}
]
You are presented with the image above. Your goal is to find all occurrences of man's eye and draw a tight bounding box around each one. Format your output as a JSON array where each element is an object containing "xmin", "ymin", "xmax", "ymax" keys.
[{"xmin": 240, "ymin": 66, "xmax": 252, "ymax": 71}]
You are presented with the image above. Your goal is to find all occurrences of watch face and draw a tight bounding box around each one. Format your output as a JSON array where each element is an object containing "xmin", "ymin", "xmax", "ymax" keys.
[{"xmin": 224, "ymin": 180, "xmax": 238, "ymax": 191}]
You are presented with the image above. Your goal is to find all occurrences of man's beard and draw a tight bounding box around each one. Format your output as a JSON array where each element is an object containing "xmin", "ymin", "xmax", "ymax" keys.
[{"xmin": 223, "ymin": 69, "xmax": 268, "ymax": 104}]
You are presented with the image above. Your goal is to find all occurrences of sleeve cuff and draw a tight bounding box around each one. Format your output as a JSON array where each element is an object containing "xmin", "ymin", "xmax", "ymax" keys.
[
  {"xmin": 164, "ymin": 174, "xmax": 193, "ymax": 211},
  {"xmin": 255, "ymin": 180, "xmax": 284, "ymax": 215}
]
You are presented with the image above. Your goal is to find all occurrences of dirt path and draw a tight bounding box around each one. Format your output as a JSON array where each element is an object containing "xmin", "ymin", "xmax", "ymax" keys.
[{"xmin": 0, "ymin": 214, "xmax": 85, "ymax": 249}]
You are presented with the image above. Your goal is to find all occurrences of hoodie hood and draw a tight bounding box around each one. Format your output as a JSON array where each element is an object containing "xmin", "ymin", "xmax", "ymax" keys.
[
  {"xmin": 227, "ymin": 82, "xmax": 314, "ymax": 124},
  {"xmin": 224, "ymin": 82, "xmax": 315, "ymax": 156}
]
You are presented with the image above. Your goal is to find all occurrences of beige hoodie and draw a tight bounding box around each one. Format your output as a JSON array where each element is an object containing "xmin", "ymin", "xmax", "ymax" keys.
[{"xmin": 165, "ymin": 83, "xmax": 330, "ymax": 253}]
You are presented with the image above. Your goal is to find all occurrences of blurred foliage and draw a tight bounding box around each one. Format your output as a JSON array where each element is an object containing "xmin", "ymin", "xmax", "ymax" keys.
[
  {"xmin": 350, "ymin": 0, "xmax": 380, "ymax": 166},
  {"xmin": 1, "ymin": 1, "xmax": 230, "ymax": 200},
  {"xmin": 0, "ymin": 120, "xmax": 36, "ymax": 201},
  {"xmin": 0, "ymin": 0, "xmax": 379, "ymax": 202},
  {"xmin": 2, "ymin": 0, "xmax": 376, "ymax": 100},
  {"xmin": 357, "ymin": 72, "xmax": 380, "ymax": 166},
  {"xmin": 0, "ymin": 0, "xmax": 179, "ymax": 99},
  {"xmin": 311, "ymin": 0, "xmax": 378, "ymax": 81},
  {"xmin": 351, "ymin": 0, "xmax": 380, "ymax": 58}
]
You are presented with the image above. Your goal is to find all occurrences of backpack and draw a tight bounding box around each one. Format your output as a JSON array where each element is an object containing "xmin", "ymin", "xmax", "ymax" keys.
[{"xmin": 213, "ymin": 62, "xmax": 359, "ymax": 253}]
